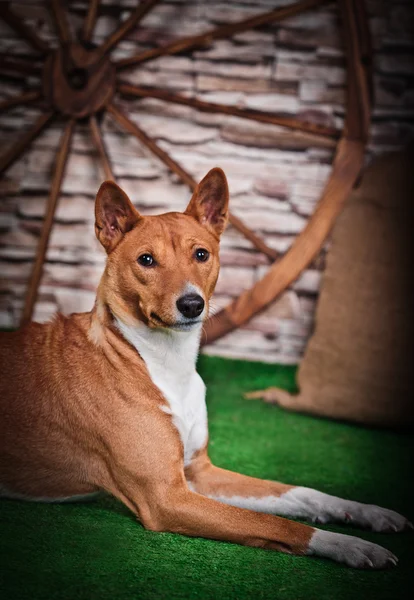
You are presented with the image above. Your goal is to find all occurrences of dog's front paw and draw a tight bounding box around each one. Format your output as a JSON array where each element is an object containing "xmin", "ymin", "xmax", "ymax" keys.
[
  {"xmin": 344, "ymin": 504, "xmax": 412, "ymax": 533},
  {"xmin": 285, "ymin": 488, "xmax": 412, "ymax": 533},
  {"xmin": 308, "ymin": 530, "xmax": 398, "ymax": 569}
]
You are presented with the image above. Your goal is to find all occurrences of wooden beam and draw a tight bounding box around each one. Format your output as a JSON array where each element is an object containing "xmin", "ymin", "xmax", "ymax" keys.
[
  {"xmin": 0, "ymin": 111, "xmax": 55, "ymax": 174},
  {"xmin": 98, "ymin": 0, "xmax": 160, "ymax": 57},
  {"xmin": 108, "ymin": 102, "xmax": 197, "ymax": 188},
  {"xmin": 49, "ymin": 0, "xmax": 72, "ymax": 46},
  {"xmin": 118, "ymin": 83, "xmax": 340, "ymax": 139},
  {"xmin": 0, "ymin": 2, "xmax": 49, "ymax": 54},
  {"xmin": 107, "ymin": 102, "xmax": 279, "ymax": 262},
  {"xmin": 115, "ymin": 0, "xmax": 331, "ymax": 69},
  {"xmin": 0, "ymin": 90, "xmax": 42, "ymax": 114},
  {"xmin": 89, "ymin": 115, "xmax": 115, "ymax": 180},
  {"xmin": 0, "ymin": 54, "xmax": 43, "ymax": 78},
  {"xmin": 82, "ymin": 0, "xmax": 100, "ymax": 42},
  {"xmin": 20, "ymin": 120, "xmax": 75, "ymax": 326}
]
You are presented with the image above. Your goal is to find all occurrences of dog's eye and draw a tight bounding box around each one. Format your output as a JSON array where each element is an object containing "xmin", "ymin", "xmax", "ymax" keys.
[
  {"xmin": 138, "ymin": 254, "xmax": 155, "ymax": 267},
  {"xmin": 194, "ymin": 248, "xmax": 209, "ymax": 263}
]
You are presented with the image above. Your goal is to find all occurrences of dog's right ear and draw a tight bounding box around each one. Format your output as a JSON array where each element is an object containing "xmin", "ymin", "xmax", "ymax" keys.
[{"xmin": 95, "ymin": 181, "xmax": 141, "ymax": 253}]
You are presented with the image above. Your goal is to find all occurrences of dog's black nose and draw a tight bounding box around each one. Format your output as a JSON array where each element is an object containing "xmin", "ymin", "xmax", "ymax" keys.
[{"xmin": 176, "ymin": 294, "xmax": 205, "ymax": 319}]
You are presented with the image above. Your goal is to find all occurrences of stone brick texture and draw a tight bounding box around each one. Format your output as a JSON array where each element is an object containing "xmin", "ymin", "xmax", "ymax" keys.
[{"xmin": 0, "ymin": 0, "xmax": 413, "ymax": 363}]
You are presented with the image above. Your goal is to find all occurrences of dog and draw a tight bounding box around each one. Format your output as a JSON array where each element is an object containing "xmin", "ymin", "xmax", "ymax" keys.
[{"xmin": 0, "ymin": 168, "xmax": 411, "ymax": 568}]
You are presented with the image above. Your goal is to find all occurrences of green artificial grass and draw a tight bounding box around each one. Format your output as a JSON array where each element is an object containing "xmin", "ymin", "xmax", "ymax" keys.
[{"xmin": 0, "ymin": 355, "xmax": 413, "ymax": 600}]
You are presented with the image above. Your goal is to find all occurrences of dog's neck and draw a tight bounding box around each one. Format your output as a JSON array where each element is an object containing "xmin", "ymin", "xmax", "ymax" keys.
[
  {"xmin": 89, "ymin": 281, "xmax": 202, "ymax": 392},
  {"xmin": 89, "ymin": 290, "xmax": 200, "ymax": 380},
  {"xmin": 115, "ymin": 317, "xmax": 203, "ymax": 408},
  {"xmin": 115, "ymin": 317, "xmax": 201, "ymax": 373}
]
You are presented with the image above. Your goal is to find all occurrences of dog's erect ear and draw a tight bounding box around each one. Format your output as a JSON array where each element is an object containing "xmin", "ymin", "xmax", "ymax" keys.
[
  {"xmin": 95, "ymin": 181, "xmax": 141, "ymax": 253},
  {"xmin": 185, "ymin": 168, "xmax": 229, "ymax": 237}
]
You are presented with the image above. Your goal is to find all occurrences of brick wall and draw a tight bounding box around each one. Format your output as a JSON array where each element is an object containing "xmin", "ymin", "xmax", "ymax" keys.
[{"xmin": 0, "ymin": 0, "xmax": 413, "ymax": 363}]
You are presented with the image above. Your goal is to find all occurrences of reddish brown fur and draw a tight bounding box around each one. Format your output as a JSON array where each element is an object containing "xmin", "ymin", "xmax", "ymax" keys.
[
  {"xmin": 185, "ymin": 446, "xmax": 294, "ymax": 499},
  {"xmin": 0, "ymin": 169, "xmax": 314, "ymax": 556}
]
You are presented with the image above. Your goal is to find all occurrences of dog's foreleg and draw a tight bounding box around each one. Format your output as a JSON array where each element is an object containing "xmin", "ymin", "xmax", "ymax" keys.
[
  {"xmin": 96, "ymin": 408, "xmax": 400, "ymax": 569},
  {"xmin": 185, "ymin": 452, "xmax": 412, "ymax": 533},
  {"xmin": 120, "ymin": 483, "xmax": 399, "ymax": 569},
  {"xmin": 105, "ymin": 470, "xmax": 399, "ymax": 569}
]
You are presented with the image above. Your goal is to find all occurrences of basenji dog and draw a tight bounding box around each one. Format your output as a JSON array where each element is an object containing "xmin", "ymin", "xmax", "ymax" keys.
[{"xmin": 0, "ymin": 168, "xmax": 411, "ymax": 568}]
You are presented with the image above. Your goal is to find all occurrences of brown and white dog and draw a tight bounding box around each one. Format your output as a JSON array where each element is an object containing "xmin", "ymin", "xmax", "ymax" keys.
[{"xmin": 0, "ymin": 169, "xmax": 411, "ymax": 568}]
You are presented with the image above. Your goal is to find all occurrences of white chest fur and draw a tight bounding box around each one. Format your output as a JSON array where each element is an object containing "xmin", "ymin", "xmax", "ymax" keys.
[{"xmin": 116, "ymin": 320, "xmax": 208, "ymax": 466}]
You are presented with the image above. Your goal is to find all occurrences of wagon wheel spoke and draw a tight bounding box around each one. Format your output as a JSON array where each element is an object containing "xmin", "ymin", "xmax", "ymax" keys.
[
  {"xmin": 107, "ymin": 101, "xmax": 194, "ymax": 186},
  {"xmin": 49, "ymin": 0, "xmax": 72, "ymax": 46},
  {"xmin": 21, "ymin": 119, "xmax": 75, "ymax": 326},
  {"xmin": 107, "ymin": 102, "xmax": 278, "ymax": 262},
  {"xmin": 82, "ymin": 0, "xmax": 100, "ymax": 43},
  {"xmin": 89, "ymin": 115, "xmax": 115, "ymax": 181},
  {"xmin": 0, "ymin": 90, "xmax": 42, "ymax": 114},
  {"xmin": 98, "ymin": 0, "xmax": 160, "ymax": 58},
  {"xmin": 115, "ymin": 0, "xmax": 331, "ymax": 69},
  {"xmin": 0, "ymin": 2, "xmax": 49, "ymax": 54},
  {"xmin": 0, "ymin": 111, "xmax": 55, "ymax": 174},
  {"xmin": 0, "ymin": 54, "xmax": 43, "ymax": 78},
  {"xmin": 117, "ymin": 83, "xmax": 340, "ymax": 139},
  {"xmin": 226, "ymin": 214, "xmax": 278, "ymax": 262}
]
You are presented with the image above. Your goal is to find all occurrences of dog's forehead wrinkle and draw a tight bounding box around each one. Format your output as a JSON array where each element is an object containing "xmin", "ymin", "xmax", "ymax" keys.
[{"xmin": 132, "ymin": 211, "xmax": 218, "ymax": 249}]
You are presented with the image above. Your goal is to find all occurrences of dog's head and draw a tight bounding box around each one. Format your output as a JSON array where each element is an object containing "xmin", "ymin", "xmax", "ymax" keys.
[{"xmin": 95, "ymin": 168, "xmax": 229, "ymax": 331}]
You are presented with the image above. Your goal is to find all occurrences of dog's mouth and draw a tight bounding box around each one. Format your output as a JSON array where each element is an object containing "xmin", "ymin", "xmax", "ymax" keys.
[
  {"xmin": 150, "ymin": 312, "xmax": 171, "ymax": 327},
  {"xmin": 150, "ymin": 312, "xmax": 202, "ymax": 331}
]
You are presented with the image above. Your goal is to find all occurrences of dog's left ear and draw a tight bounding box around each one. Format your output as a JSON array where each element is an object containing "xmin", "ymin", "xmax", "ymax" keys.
[
  {"xmin": 185, "ymin": 168, "xmax": 229, "ymax": 237},
  {"xmin": 95, "ymin": 181, "xmax": 141, "ymax": 253}
]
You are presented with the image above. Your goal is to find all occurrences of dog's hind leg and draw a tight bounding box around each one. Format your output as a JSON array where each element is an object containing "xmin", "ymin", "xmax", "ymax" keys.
[
  {"xmin": 0, "ymin": 482, "xmax": 101, "ymax": 503},
  {"xmin": 185, "ymin": 449, "xmax": 412, "ymax": 533}
]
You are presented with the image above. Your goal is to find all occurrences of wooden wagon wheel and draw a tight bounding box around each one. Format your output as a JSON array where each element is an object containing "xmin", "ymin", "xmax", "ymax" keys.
[{"xmin": 0, "ymin": 0, "xmax": 372, "ymax": 342}]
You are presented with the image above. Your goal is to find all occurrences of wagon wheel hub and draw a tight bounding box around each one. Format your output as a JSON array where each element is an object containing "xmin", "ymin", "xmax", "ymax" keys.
[{"xmin": 42, "ymin": 43, "xmax": 116, "ymax": 118}]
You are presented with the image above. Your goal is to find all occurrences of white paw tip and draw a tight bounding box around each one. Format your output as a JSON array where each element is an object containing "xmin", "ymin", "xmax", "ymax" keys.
[{"xmin": 407, "ymin": 520, "xmax": 414, "ymax": 530}]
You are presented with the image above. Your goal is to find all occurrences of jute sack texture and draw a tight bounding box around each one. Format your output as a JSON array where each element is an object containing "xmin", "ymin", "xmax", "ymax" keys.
[{"xmin": 251, "ymin": 147, "xmax": 414, "ymax": 428}]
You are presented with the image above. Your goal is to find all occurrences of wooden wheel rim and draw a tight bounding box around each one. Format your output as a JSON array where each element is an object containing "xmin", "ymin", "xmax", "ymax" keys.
[{"xmin": 0, "ymin": 0, "xmax": 372, "ymax": 344}]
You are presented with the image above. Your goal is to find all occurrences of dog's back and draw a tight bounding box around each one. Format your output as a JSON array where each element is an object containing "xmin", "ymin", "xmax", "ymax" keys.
[{"xmin": 0, "ymin": 316, "xmax": 105, "ymax": 499}]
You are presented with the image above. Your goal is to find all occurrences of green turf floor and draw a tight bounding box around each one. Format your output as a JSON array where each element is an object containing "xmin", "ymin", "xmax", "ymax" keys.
[{"xmin": 0, "ymin": 355, "xmax": 413, "ymax": 600}]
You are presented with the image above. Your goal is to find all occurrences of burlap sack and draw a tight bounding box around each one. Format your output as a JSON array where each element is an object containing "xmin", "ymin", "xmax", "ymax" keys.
[{"xmin": 249, "ymin": 147, "xmax": 414, "ymax": 428}]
